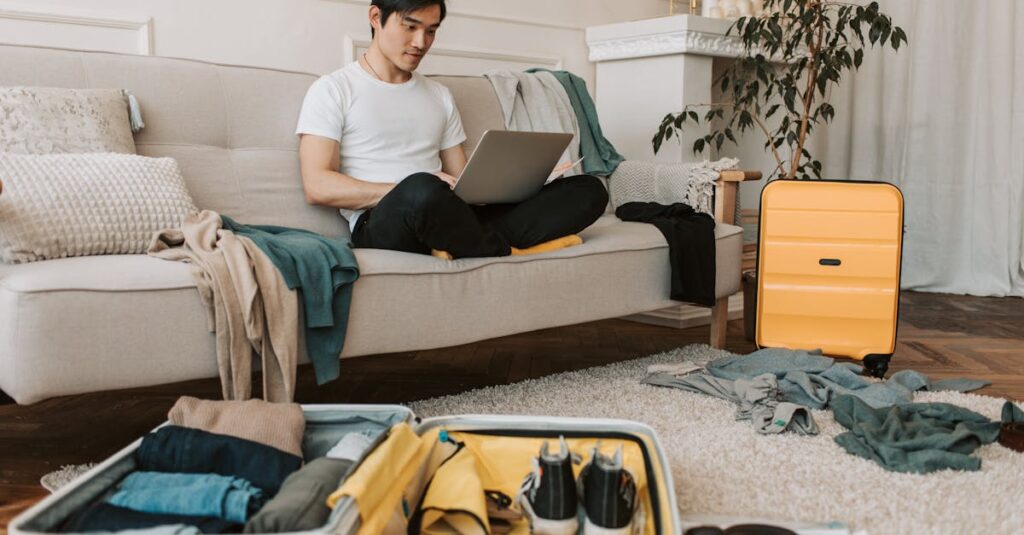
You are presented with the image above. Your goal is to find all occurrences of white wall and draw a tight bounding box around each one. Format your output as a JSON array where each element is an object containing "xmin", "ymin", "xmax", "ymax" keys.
[{"xmin": 0, "ymin": 0, "xmax": 670, "ymax": 88}]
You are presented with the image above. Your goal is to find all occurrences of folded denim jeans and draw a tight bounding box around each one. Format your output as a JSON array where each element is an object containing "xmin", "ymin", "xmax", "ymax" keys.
[
  {"xmin": 136, "ymin": 426, "xmax": 302, "ymax": 494},
  {"xmin": 109, "ymin": 472, "xmax": 266, "ymax": 524}
]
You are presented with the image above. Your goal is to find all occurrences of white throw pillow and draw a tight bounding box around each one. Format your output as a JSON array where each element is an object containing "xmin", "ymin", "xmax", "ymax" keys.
[
  {"xmin": 0, "ymin": 153, "xmax": 198, "ymax": 263},
  {"xmin": 0, "ymin": 87, "xmax": 137, "ymax": 154}
]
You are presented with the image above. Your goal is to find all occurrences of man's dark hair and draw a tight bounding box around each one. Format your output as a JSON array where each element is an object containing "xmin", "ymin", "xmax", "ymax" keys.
[{"xmin": 371, "ymin": 0, "xmax": 447, "ymax": 38}]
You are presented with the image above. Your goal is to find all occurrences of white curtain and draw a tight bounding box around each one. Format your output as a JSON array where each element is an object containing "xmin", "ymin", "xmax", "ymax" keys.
[{"xmin": 813, "ymin": 0, "xmax": 1024, "ymax": 297}]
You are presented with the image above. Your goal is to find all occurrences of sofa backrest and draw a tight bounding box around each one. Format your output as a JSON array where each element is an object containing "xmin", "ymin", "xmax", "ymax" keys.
[{"xmin": 0, "ymin": 44, "xmax": 506, "ymax": 237}]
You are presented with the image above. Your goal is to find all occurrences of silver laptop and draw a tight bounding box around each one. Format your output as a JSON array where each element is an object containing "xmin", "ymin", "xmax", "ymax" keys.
[{"xmin": 453, "ymin": 130, "xmax": 573, "ymax": 205}]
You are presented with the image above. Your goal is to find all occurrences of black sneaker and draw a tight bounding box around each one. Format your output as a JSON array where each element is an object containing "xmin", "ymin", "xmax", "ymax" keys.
[
  {"xmin": 578, "ymin": 444, "xmax": 637, "ymax": 535},
  {"xmin": 518, "ymin": 436, "xmax": 579, "ymax": 535}
]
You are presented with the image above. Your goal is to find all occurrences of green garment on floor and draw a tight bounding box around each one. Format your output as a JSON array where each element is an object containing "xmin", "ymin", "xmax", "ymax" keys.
[
  {"xmin": 221, "ymin": 216, "xmax": 359, "ymax": 385},
  {"xmin": 831, "ymin": 394, "xmax": 1008, "ymax": 474},
  {"xmin": 526, "ymin": 68, "xmax": 624, "ymax": 177}
]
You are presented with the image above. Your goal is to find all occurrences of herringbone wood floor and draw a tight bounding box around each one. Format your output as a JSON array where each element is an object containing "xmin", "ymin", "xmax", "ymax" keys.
[{"xmin": 1, "ymin": 291, "xmax": 1022, "ymax": 532}]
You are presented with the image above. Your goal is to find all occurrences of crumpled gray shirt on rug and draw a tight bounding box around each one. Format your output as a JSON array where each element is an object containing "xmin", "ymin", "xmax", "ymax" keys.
[
  {"xmin": 706, "ymin": 348, "xmax": 991, "ymax": 409},
  {"xmin": 643, "ymin": 372, "xmax": 819, "ymax": 435},
  {"xmin": 831, "ymin": 395, "xmax": 1023, "ymax": 474}
]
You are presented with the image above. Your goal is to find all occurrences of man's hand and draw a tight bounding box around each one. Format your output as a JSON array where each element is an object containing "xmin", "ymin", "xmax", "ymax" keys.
[
  {"xmin": 547, "ymin": 157, "xmax": 584, "ymax": 182},
  {"xmin": 435, "ymin": 171, "xmax": 459, "ymax": 189}
]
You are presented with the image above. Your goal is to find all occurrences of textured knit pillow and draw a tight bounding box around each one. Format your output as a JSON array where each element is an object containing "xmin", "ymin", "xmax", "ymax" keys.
[
  {"xmin": 0, "ymin": 87, "xmax": 137, "ymax": 154},
  {"xmin": 0, "ymin": 153, "xmax": 198, "ymax": 263},
  {"xmin": 609, "ymin": 157, "xmax": 740, "ymax": 215}
]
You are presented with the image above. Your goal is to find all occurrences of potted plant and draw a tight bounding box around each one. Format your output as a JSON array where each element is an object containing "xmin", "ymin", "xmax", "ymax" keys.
[{"xmin": 651, "ymin": 0, "xmax": 907, "ymax": 339}]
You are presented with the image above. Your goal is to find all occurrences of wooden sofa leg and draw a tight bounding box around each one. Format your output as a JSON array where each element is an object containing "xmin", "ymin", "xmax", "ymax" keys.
[{"xmin": 709, "ymin": 296, "xmax": 729, "ymax": 349}]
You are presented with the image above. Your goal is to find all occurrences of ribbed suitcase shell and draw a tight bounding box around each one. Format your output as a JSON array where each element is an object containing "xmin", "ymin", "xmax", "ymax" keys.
[{"xmin": 756, "ymin": 179, "xmax": 903, "ymax": 362}]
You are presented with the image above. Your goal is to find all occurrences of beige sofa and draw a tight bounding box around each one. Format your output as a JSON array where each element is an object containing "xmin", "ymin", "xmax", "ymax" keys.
[{"xmin": 0, "ymin": 44, "xmax": 755, "ymax": 405}]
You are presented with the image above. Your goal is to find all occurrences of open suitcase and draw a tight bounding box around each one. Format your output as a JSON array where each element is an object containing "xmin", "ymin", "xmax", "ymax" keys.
[
  {"xmin": 755, "ymin": 179, "xmax": 904, "ymax": 377},
  {"xmin": 10, "ymin": 405, "xmax": 680, "ymax": 535}
]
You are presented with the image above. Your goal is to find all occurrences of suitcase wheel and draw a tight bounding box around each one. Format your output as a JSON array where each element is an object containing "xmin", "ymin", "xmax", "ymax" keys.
[{"xmin": 862, "ymin": 354, "xmax": 891, "ymax": 379}]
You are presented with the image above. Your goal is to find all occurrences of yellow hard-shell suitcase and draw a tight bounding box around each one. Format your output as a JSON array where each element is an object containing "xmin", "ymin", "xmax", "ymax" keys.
[{"xmin": 755, "ymin": 179, "xmax": 904, "ymax": 377}]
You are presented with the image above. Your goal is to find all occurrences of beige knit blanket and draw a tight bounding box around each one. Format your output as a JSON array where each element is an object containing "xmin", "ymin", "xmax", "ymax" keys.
[
  {"xmin": 148, "ymin": 210, "xmax": 299, "ymax": 402},
  {"xmin": 168, "ymin": 396, "xmax": 305, "ymax": 457}
]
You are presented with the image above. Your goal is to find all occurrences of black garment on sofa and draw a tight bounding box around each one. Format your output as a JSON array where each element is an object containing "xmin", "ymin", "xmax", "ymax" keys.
[
  {"xmin": 615, "ymin": 202, "xmax": 716, "ymax": 306},
  {"xmin": 60, "ymin": 501, "xmax": 241, "ymax": 533},
  {"xmin": 136, "ymin": 426, "xmax": 302, "ymax": 495},
  {"xmin": 352, "ymin": 172, "xmax": 609, "ymax": 259}
]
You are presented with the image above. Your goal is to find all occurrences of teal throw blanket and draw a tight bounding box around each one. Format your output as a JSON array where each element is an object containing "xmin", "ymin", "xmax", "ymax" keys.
[
  {"xmin": 221, "ymin": 217, "xmax": 358, "ymax": 384},
  {"xmin": 527, "ymin": 68, "xmax": 624, "ymax": 176}
]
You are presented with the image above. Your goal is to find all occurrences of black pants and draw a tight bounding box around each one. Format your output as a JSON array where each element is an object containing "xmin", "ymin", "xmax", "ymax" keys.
[{"xmin": 351, "ymin": 172, "xmax": 609, "ymax": 259}]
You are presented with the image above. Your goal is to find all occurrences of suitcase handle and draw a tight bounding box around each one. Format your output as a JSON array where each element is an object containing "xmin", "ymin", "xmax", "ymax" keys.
[{"xmin": 818, "ymin": 258, "xmax": 842, "ymax": 266}]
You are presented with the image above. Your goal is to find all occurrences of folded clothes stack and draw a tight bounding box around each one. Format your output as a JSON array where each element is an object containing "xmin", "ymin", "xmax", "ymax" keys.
[{"xmin": 59, "ymin": 397, "xmax": 381, "ymax": 534}]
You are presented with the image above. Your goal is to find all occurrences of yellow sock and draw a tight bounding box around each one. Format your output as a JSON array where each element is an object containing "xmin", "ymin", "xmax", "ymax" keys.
[
  {"xmin": 430, "ymin": 249, "xmax": 453, "ymax": 261},
  {"xmin": 510, "ymin": 234, "xmax": 583, "ymax": 256}
]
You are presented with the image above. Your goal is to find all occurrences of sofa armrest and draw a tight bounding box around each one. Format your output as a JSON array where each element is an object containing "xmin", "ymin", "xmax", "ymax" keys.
[{"xmin": 713, "ymin": 170, "xmax": 761, "ymax": 225}]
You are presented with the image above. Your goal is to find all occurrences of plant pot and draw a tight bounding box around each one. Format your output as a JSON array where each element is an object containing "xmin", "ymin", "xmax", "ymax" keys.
[{"xmin": 742, "ymin": 270, "xmax": 757, "ymax": 342}]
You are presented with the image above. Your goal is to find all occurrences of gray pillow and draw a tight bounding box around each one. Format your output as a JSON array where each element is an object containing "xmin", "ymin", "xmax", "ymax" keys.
[
  {"xmin": 0, "ymin": 153, "xmax": 198, "ymax": 263},
  {"xmin": 0, "ymin": 86, "xmax": 137, "ymax": 154}
]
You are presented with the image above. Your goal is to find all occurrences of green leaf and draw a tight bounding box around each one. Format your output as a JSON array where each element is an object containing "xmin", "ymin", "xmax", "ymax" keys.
[
  {"xmin": 694, "ymin": 138, "xmax": 706, "ymax": 154},
  {"xmin": 891, "ymin": 26, "xmax": 907, "ymax": 50},
  {"xmin": 869, "ymin": 20, "xmax": 882, "ymax": 45},
  {"xmin": 688, "ymin": 110, "xmax": 700, "ymax": 123},
  {"xmin": 666, "ymin": 128, "xmax": 674, "ymax": 140},
  {"xmin": 879, "ymin": 23, "xmax": 892, "ymax": 47},
  {"xmin": 739, "ymin": 110, "xmax": 753, "ymax": 129},
  {"xmin": 851, "ymin": 19, "xmax": 863, "ymax": 42},
  {"xmin": 854, "ymin": 48, "xmax": 864, "ymax": 68}
]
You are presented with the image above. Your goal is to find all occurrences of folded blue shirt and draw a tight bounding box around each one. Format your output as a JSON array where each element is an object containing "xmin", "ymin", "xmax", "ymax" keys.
[{"xmin": 108, "ymin": 472, "xmax": 266, "ymax": 524}]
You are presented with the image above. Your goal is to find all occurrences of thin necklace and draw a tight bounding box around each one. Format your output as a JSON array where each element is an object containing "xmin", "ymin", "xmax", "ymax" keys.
[{"xmin": 362, "ymin": 53, "xmax": 384, "ymax": 81}]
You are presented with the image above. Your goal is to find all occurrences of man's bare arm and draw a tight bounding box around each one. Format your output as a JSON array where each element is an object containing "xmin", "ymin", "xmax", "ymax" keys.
[
  {"xmin": 440, "ymin": 143, "xmax": 467, "ymax": 176},
  {"xmin": 298, "ymin": 134, "xmax": 395, "ymax": 209}
]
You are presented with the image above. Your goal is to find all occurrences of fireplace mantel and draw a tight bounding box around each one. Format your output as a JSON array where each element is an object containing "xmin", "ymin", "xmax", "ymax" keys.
[{"xmin": 586, "ymin": 14, "xmax": 741, "ymax": 62}]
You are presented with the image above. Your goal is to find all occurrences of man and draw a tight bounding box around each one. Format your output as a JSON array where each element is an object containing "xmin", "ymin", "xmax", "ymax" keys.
[{"xmin": 296, "ymin": 0, "xmax": 608, "ymax": 259}]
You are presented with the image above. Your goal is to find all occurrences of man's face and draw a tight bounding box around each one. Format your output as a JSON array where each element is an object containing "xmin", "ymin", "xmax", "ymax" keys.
[{"xmin": 371, "ymin": 5, "xmax": 442, "ymax": 73}]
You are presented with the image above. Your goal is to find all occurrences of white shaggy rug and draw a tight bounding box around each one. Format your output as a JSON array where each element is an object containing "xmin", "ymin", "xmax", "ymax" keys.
[{"xmin": 410, "ymin": 345, "xmax": 1024, "ymax": 535}]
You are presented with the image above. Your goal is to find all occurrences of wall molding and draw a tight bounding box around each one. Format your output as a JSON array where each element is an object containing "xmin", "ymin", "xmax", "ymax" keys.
[
  {"xmin": 0, "ymin": 4, "xmax": 153, "ymax": 55},
  {"xmin": 325, "ymin": 0, "xmax": 585, "ymax": 32},
  {"xmin": 344, "ymin": 35, "xmax": 562, "ymax": 69},
  {"xmin": 588, "ymin": 30, "xmax": 746, "ymax": 62}
]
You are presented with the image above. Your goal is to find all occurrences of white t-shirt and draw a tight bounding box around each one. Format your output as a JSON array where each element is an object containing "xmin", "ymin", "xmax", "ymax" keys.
[{"xmin": 295, "ymin": 62, "xmax": 467, "ymax": 232}]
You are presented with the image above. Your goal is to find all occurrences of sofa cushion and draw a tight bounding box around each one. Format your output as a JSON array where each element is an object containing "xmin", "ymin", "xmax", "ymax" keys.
[
  {"xmin": 0, "ymin": 86, "xmax": 136, "ymax": 154},
  {"xmin": 428, "ymin": 76, "xmax": 505, "ymax": 159},
  {"xmin": 0, "ymin": 153, "xmax": 198, "ymax": 263},
  {"xmin": 0, "ymin": 217, "xmax": 742, "ymax": 404}
]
